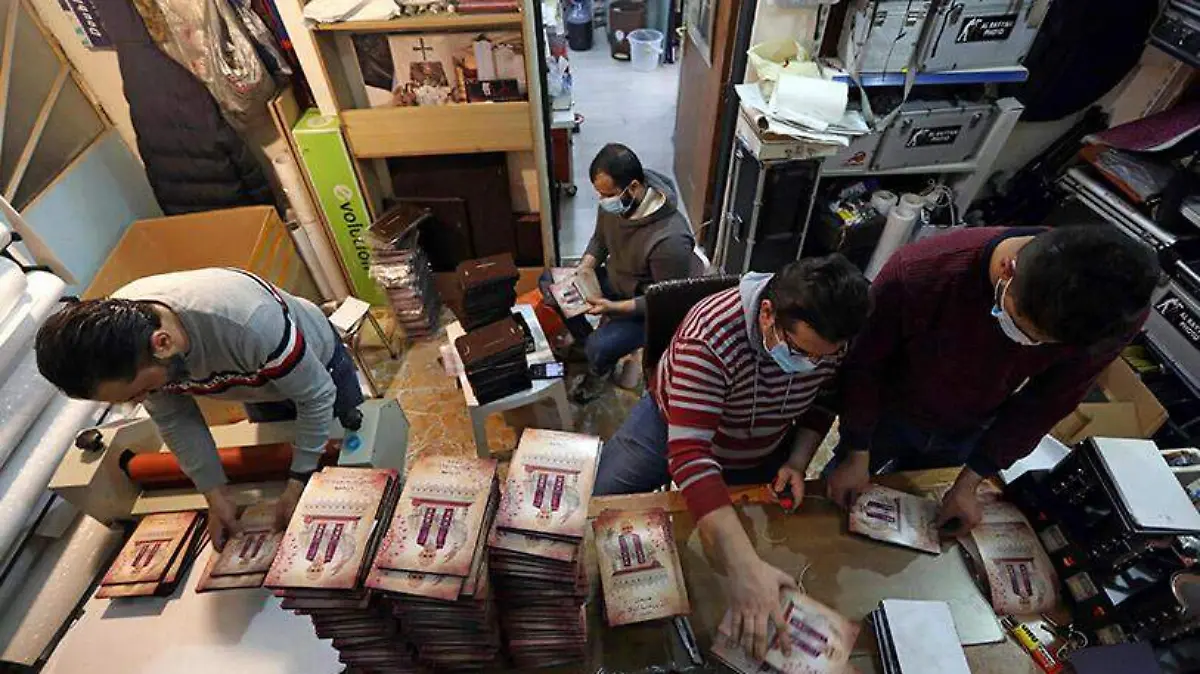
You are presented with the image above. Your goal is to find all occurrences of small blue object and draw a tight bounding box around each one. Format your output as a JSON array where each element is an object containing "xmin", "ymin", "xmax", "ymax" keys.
[{"xmin": 345, "ymin": 434, "xmax": 362, "ymax": 452}]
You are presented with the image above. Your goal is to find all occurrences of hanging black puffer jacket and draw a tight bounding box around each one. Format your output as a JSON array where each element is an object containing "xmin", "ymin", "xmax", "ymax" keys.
[{"xmin": 92, "ymin": 0, "xmax": 274, "ymax": 215}]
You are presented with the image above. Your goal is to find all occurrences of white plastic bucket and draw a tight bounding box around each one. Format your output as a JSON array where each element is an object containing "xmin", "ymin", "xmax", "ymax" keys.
[{"xmin": 628, "ymin": 29, "xmax": 663, "ymax": 72}]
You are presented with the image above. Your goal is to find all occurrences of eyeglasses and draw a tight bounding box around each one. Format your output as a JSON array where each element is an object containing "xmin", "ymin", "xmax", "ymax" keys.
[{"xmin": 774, "ymin": 325, "xmax": 843, "ymax": 364}]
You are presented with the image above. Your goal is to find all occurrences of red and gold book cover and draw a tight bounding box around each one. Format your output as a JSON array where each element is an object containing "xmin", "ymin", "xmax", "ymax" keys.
[
  {"xmin": 593, "ymin": 508, "xmax": 690, "ymax": 626},
  {"xmin": 102, "ymin": 511, "xmax": 200, "ymax": 586},
  {"xmin": 494, "ymin": 429, "xmax": 600, "ymax": 540}
]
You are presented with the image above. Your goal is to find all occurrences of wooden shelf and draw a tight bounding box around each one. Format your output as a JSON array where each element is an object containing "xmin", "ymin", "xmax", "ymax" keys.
[
  {"xmin": 341, "ymin": 101, "xmax": 534, "ymax": 158},
  {"xmin": 311, "ymin": 12, "xmax": 523, "ymax": 33}
]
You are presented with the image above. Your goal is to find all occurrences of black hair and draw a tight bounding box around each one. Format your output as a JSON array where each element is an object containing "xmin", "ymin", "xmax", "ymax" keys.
[
  {"xmin": 763, "ymin": 254, "xmax": 870, "ymax": 343},
  {"xmin": 35, "ymin": 299, "xmax": 161, "ymax": 399},
  {"xmin": 1012, "ymin": 225, "xmax": 1161, "ymax": 345},
  {"xmin": 588, "ymin": 143, "xmax": 646, "ymax": 189}
]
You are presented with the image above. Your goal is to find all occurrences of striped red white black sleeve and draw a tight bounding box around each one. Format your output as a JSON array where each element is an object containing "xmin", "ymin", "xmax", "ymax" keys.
[{"xmin": 660, "ymin": 336, "xmax": 733, "ymax": 520}]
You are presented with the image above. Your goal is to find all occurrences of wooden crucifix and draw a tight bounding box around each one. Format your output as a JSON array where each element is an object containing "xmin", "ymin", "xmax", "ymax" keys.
[{"xmin": 412, "ymin": 37, "xmax": 436, "ymax": 61}]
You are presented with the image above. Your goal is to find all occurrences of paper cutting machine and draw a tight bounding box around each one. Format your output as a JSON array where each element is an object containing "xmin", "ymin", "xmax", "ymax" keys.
[{"xmin": 48, "ymin": 398, "xmax": 408, "ymax": 525}]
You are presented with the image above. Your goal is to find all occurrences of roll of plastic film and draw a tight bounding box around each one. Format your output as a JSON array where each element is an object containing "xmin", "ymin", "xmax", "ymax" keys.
[
  {"xmin": 0, "ymin": 221, "xmax": 12, "ymax": 252},
  {"xmin": 0, "ymin": 352, "xmax": 57, "ymax": 471},
  {"xmin": 0, "ymin": 258, "xmax": 27, "ymax": 322},
  {"xmin": 0, "ymin": 272, "xmax": 64, "ymax": 382},
  {"xmin": 870, "ymin": 191, "xmax": 898, "ymax": 216},
  {"xmin": 0, "ymin": 396, "xmax": 104, "ymax": 565},
  {"xmin": 895, "ymin": 193, "xmax": 924, "ymax": 217},
  {"xmin": 866, "ymin": 207, "xmax": 919, "ymax": 280}
]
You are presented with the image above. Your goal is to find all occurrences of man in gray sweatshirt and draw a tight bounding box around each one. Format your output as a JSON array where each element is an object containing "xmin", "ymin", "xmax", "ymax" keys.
[
  {"xmin": 35, "ymin": 268, "xmax": 363, "ymax": 550},
  {"xmin": 546, "ymin": 143, "xmax": 703, "ymax": 403}
]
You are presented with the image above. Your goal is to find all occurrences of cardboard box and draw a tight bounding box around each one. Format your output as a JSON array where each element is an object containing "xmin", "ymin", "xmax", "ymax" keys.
[
  {"xmin": 291, "ymin": 110, "xmax": 386, "ymax": 305},
  {"xmin": 85, "ymin": 206, "xmax": 317, "ymax": 301},
  {"xmin": 1051, "ymin": 358, "xmax": 1168, "ymax": 446}
]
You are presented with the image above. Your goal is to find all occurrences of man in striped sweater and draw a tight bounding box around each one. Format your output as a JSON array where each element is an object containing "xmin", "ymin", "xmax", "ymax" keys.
[{"xmin": 594, "ymin": 255, "xmax": 870, "ymax": 659}]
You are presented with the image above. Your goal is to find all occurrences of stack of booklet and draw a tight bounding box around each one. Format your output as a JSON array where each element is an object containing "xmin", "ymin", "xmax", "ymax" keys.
[
  {"xmin": 593, "ymin": 508, "xmax": 690, "ymax": 626},
  {"xmin": 264, "ymin": 467, "xmax": 414, "ymax": 672},
  {"xmin": 710, "ymin": 589, "xmax": 858, "ymax": 674},
  {"xmin": 848, "ymin": 484, "xmax": 942, "ymax": 554},
  {"xmin": 366, "ymin": 456, "xmax": 502, "ymax": 670},
  {"xmin": 97, "ymin": 511, "xmax": 207, "ymax": 598},
  {"xmin": 869, "ymin": 599, "xmax": 970, "ymax": 674},
  {"xmin": 961, "ymin": 491, "xmax": 1059, "ymax": 615},
  {"xmin": 487, "ymin": 429, "xmax": 601, "ymax": 668},
  {"xmin": 195, "ymin": 503, "xmax": 282, "ymax": 592}
]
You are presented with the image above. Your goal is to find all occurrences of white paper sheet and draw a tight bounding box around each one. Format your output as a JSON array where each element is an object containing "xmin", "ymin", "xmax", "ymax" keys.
[
  {"xmin": 1000, "ymin": 435, "xmax": 1070, "ymax": 484},
  {"xmin": 0, "ymin": 396, "xmax": 104, "ymax": 566},
  {"xmin": 881, "ymin": 600, "xmax": 970, "ymax": 674},
  {"xmin": 1095, "ymin": 437, "xmax": 1200, "ymax": 531},
  {"xmin": 768, "ymin": 74, "xmax": 849, "ymax": 132}
]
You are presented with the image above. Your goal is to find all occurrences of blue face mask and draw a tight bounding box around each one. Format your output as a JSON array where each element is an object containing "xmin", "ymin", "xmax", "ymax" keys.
[{"xmin": 765, "ymin": 325, "xmax": 818, "ymax": 375}]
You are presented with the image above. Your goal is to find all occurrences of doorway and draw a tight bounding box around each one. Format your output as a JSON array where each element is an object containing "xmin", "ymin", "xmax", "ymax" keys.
[{"xmin": 546, "ymin": 0, "xmax": 683, "ymax": 261}]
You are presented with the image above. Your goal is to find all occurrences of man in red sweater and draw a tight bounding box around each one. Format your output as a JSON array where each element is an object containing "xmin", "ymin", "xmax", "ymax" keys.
[
  {"xmin": 594, "ymin": 255, "xmax": 870, "ymax": 659},
  {"xmin": 828, "ymin": 225, "xmax": 1161, "ymax": 536}
]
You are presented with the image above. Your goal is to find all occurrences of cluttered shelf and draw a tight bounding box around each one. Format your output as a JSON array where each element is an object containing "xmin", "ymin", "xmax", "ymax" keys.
[
  {"xmin": 309, "ymin": 12, "xmax": 523, "ymax": 32},
  {"xmin": 340, "ymin": 101, "xmax": 534, "ymax": 158}
]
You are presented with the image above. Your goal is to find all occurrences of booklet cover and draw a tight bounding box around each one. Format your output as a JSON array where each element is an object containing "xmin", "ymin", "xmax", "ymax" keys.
[
  {"xmin": 593, "ymin": 508, "xmax": 690, "ymax": 626},
  {"xmin": 102, "ymin": 511, "xmax": 201, "ymax": 586},
  {"xmin": 208, "ymin": 503, "xmax": 283, "ymax": 577},
  {"xmin": 849, "ymin": 485, "xmax": 941, "ymax": 554},
  {"xmin": 495, "ymin": 429, "xmax": 600, "ymax": 540},
  {"xmin": 763, "ymin": 590, "xmax": 859, "ymax": 674},
  {"xmin": 547, "ymin": 267, "xmax": 602, "ymax": 319}
]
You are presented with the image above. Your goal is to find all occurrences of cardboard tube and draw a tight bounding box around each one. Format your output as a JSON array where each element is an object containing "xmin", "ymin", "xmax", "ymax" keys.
[
  {"xmin": 288, "ymin": 222, "xmax": 336, "ymax": 301},
  {"xmin": 866, "ymin": 207, "xmax": 918, "ymax": 280},
  {"xmin": 273, "ymin": 154, "xmax": 351, "ymax": 300},
  {"xmin": 870, "ymin": 191, "xmax": 898, "ymax": 216}
]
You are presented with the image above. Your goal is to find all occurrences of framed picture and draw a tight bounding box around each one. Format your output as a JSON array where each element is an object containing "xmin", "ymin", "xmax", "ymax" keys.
[
  {"xmin": 353, "ymin": 31, "xmax": 527, "ymax": 107},
  {"xmin": 684, "ymin": 0, "xmax": 714, "ymax": 66}
]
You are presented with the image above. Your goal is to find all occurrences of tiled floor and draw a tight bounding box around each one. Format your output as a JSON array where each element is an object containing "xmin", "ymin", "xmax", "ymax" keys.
[{"xmin": 558, "ymin": 27, "xmax": 683, "ymax": 260}]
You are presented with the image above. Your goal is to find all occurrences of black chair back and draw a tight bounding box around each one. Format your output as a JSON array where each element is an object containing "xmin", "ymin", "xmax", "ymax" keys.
[{"xmin": 642, "ymin": 275, "xmax": 740, "ymax": 377}]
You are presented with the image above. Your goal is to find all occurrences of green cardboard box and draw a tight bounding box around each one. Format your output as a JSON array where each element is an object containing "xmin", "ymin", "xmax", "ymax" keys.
[{"xmin": 291, "ymin": 110, "xmax": 385, "ymax": 305}]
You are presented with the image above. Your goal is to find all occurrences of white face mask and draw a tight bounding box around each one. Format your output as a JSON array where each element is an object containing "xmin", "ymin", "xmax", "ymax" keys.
[
  {"xmin": 597, "ymin": 184, "xmax": 633, "ymax": 215},
  {"xmin": 991, "ymin": 279, "xmax": 1043, "ymax": 346},
  {"xmin": 764, "ymin": 325, "xmax": 818, "ymax": 375}
]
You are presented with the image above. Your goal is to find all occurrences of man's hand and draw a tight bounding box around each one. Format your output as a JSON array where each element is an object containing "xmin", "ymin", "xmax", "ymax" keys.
[
  {"xmin": 936, "ymin": 469, "xmax": 985, "ymax": 537},
  {"xmin": 772, "ymin": 465, "xmax": 805, "ymax": 513},
  {"xmin": 577, "ymin": 253, "xmax": 598, "ymax": 271},
  {"xmin": 726, "ymin": 557, "xmax": 797, "ymax": 661},
  {"xmin": 275, "ymin": 478, "xmax": 305, "ymax": 531},
  {"xmin": 203, "ymin": 485, "xmax": 240, "ymax": 552},
  {"xmin": 586, "ymin": 297, "xmax": 618, "ymax": 315},
  {"xmin": 826, "ymin": 450, "xmax": 871, "ymax": 509}
]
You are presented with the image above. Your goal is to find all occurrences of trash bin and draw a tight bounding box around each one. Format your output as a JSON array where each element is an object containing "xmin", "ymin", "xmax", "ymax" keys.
[
  {"xmin": 628, "ymin": 28, "xmax": 663, "ymax": 72},
  {"xmin": 608, "ymin": 0, "xmax": 645, "ymax": 61},
  {"xmin": 566, "ymin": 0, "xmax": 593, "ymax": 51}
]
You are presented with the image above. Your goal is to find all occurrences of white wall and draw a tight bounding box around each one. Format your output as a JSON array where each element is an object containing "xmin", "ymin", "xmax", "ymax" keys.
[{"xmin": 28, "ymin": 0, "xmax": 139, "ymax": 157}]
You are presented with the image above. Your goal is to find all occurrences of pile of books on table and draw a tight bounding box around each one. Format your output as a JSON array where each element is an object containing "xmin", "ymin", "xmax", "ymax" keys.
[
  {"xmin": 593, "ymin": 507, "xmax": 691, "ymax": 626},
  {"xmin": 264, "ymin": 467, "xmax": 417, "ymax": 673},
  {"xmin": 457, "ymin": 254, "xmax": 519, "ymax": 330},
  {"xmin": 97, "ymin": 510, "xmax": 207, "ymax": 598},
  {"xmin": 195, "ymin": 503, "xmax": 282, "ymax": 592},
  {"xmin": 370, "ymin": 245, "xmax": 442, "ymax": 339},
  {"xmin": 366, "ymin": 456, "xmax": 502, "ymax": 670},
  {"xmin": 455, "ymin": 316, "xmax": 532, "ymax": 404},
  {"xmin": 488, "ymin": 429, "xmax": 601, "ymax": 668},
  {"xmin": 710, "ymin": 589, "xmax": 859, "ymax": 674}
]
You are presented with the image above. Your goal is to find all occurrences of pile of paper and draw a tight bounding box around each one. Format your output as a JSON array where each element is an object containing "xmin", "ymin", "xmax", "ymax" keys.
[
  {"xmin": 734, "ymin": 76, "xmax": 869, "ymax": 149},
  {"xmin": 593, "ymin": 508, "xmax": 690, "ymax": 626},
  {"xmin": 711, "ymin": 589, "xmax": 859, "ymax": 674},
  {"xmin": 848, "ymin": 484, "xmax": 942, "ymax": 554},
  {"xmin": 960, "ymin": 493, "xmax": 1059, "ymax": 615},
  {"xmin": 195, "ymin": 503, "xmax": 282, "ymax": 592},
  {"xmin": 96, "ymin": 511, "xmax": 207, "ymax": 598},
  {"xmin": 487, "ymin": 429, "xmax": 601, "ymax": 668},
  {"xmin": 366, "ymin": 456, "xmax": 502, "ymax": 670},
  {"xmin": 869, "ymin": 599, "xmax": 969, "ymax": 674},
  {"xmin": 265, "ymin": 467, "xmax": 416, "ymax": 672}
]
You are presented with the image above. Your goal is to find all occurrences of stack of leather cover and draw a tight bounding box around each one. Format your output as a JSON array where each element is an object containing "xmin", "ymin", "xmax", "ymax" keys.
[
  {"xmin": 96, "ymin": 511, "xmax": 207, "ymax": 598},
  {"xmin": 366, "ymin": 456, "xmax": 502, "ymax": 670},
  {"xmin": 457, "ymin": 254, "xmax": 518, "ymax": 330},
  {"xmin": 455, "ymin": 317, "xmax": 531, "ymax": 404},
  {"xmin": 371, "ymin": 246, "xmax": 442, "ymax": 339},
  {"xmin": 195, "ymin": 503, "xmax": 283, "ymax": 592},
  {"xmin": 265, "ymin": 467, "xmax": 420, "ymax": 673},
  {"xmin": 487, "ymin": 429, "xmax": 601, "ymax": 668}
]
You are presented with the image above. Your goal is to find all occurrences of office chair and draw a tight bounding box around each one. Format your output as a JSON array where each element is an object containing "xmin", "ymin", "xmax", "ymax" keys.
[{"xmin": 642, "ymin": 275, "xmax": 739, "ymax": 377}]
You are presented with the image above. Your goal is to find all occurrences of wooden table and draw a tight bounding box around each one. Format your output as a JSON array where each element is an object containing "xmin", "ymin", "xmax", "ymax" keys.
[{"xmin": 559, "ymin": 469, "xmax": 1043, "ymax": 674}]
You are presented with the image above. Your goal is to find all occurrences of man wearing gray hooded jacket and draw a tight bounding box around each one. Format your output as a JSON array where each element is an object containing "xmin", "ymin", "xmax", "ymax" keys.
[{"xmin": 548, "ymin": 143, "xmax": 703, "ymax": 403}]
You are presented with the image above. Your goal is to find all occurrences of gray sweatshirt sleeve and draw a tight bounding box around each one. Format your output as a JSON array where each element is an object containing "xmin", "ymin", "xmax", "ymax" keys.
[
  {"xmin": 633, "ymin": 235, "xmax": 697, "ymax": 315},
  {"xmin": 144, "ymin": 393, "xmax": 225, "ymax": 492},
  {"xmin": 241, "ymin": 305, "xmax": 337, "ymax": 475}
]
